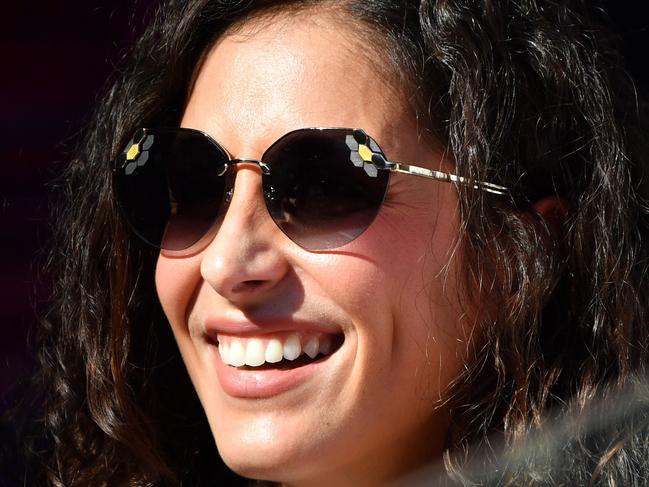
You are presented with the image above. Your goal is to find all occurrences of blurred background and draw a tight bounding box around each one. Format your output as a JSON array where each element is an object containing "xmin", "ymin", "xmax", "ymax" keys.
[
  {"xmin": 1, "ymin": 1, "xmax": 649, "ymax": 405},
  {"xmin": 1, "ymin": 1, "xmax": 156, "ymax": 404}
]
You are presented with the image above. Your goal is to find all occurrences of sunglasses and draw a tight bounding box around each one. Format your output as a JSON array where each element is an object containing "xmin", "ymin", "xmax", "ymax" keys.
[{"xmin": 112, "ymin": 127, "xmax": 509, "ymax": 252}]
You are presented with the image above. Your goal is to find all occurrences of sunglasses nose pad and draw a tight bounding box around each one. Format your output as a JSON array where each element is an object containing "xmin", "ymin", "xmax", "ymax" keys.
[{"xmin": 225, "ymin": 188, "xmax": 234, "ymax": 204}]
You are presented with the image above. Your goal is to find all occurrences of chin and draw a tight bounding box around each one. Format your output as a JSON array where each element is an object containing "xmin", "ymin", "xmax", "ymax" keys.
[{"xmin": 214, "ymin": 428, "xmax": 322, "ymax": 484}]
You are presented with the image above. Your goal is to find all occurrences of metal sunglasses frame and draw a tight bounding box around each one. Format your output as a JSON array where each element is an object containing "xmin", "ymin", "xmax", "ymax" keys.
[{"xmin": 113, "ymin": 127, "xmax": 510, "ymax": 197}]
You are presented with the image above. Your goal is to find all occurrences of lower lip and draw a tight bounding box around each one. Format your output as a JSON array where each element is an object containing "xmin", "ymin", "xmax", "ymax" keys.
[{"xmin": 210, "ymin": 344, "xmax": 334, "ymax": 398}]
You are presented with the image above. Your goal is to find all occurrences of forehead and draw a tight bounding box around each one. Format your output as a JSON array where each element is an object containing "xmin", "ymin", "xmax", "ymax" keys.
[{"xmin": 181, "ymin": 10, "xmax": 409, "ymax": 154}]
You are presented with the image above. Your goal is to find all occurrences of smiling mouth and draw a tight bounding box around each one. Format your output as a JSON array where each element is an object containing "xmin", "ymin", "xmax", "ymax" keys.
[{"xmin": 210, "ymin": 332, "xmax": 344, "ymax": 369}]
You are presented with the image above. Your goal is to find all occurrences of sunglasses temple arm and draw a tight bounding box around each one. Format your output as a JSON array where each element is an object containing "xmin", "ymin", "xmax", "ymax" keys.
[{"xmin": 388, "ymin": 162, "xmax": 510, "ymax": 196}]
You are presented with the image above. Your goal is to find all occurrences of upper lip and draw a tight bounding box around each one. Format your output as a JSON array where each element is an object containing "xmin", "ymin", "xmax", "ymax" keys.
[{"xmin": 203, "ymin": 316, "xmax": 343, "ymax": 341}]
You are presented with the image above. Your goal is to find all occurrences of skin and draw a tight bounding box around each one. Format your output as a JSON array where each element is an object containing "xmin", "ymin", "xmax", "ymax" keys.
[{"xmin": 155, "ymin": 10, "xmax": 473, "ymax": 486}]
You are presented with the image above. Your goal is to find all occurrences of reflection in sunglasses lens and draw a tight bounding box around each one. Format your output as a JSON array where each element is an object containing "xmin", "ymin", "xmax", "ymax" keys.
[
  {"xmin": 161, "ymin": 132, "xmax": 228, "ymax": 251},
  {"xmin": 263, "ymin": 130, "xmax": 389, "ymax": 250},
  {"xmin": 116, "ymin": 130, "xmax": 229, "ymax": 251}
]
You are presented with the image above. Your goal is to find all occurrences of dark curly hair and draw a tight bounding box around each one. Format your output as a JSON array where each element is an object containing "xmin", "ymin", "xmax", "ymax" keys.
[{"xmin": 5, "ymin": 0, "xmax": 649, "ymax": 485}]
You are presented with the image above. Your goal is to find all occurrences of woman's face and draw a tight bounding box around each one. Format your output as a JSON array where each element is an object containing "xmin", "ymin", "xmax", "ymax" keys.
[{"xmin": 155, "ymin": 11, "xmax": 472, "ymax": 486}]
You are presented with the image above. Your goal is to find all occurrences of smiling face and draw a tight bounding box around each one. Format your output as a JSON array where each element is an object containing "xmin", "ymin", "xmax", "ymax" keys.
[{"xmin": 155, "ymin": 9, "xmax": 473, "ymax": 486}]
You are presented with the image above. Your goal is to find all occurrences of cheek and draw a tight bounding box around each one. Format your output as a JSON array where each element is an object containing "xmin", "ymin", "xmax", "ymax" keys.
[
  {"xmin": 155, "ymin": 254, "xmax": 210, "ymax": 392},
  {"xmin": 354, "ymin": 189, "xmax": 468, "ymax": 386},
  {"xmin": 155, "ymin": 254, "xmax": 203, "ymax": 332}
]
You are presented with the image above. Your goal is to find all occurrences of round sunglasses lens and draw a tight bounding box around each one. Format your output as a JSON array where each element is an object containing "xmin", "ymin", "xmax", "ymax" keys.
[
  {"xmin": 115, "ymin": 129, "xmax": 228, "ymax": 251},
  {"xmin": 262, "ymin": 129, "xmax": 389, "ymax": 250}
]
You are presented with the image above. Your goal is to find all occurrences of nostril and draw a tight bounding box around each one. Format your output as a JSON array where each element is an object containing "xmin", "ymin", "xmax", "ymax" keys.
[{"xmin": 231, "ymin": 280, "xmax": 267, "ymax": 293}]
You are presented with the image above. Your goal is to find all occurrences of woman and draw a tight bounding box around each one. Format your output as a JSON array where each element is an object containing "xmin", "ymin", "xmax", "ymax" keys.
[{"xmin": 6, "ymin": 0, "xmax": 649, "ymax": 485}]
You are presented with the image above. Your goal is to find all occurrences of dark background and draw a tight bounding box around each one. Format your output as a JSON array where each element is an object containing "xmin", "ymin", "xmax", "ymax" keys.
[
  {"xmin": 1, "ymin": 0, "xmax": 649, "ymax": 405},
  {"xmin": 1, "ymin": 1, "xmax": 156, "ymax": 401}
]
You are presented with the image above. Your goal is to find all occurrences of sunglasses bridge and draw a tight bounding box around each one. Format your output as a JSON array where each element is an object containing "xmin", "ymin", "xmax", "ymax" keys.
[
  {"xmin": 226, "ymin": 158, "xmax": 272, "ymax": 176},
  {"xmin": 221, "ymin": 158, "xmax": 275, "ymax": 204}
]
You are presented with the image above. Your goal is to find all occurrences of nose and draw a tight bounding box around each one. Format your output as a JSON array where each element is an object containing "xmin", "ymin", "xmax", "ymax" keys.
[{"xmin": 200, "ymin": 165, "xmax": 289, "ymax": 304}]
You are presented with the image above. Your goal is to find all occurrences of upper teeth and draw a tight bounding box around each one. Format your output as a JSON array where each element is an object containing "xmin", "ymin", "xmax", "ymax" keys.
[{"xmin": 217, "ymin": 333, "xmax": 334, "ymax": 367}]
